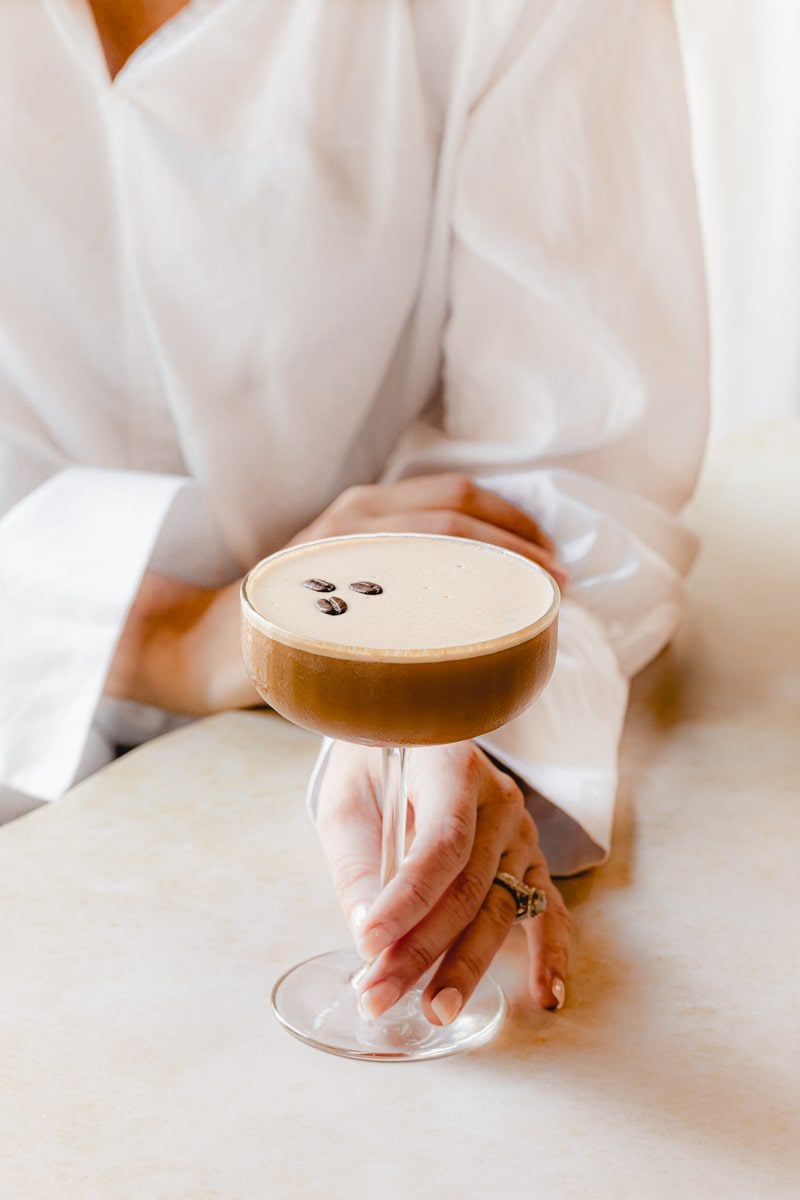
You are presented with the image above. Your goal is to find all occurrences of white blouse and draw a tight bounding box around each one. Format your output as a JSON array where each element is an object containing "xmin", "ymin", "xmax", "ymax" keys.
[{"xmin": 0, "ymin": 0, "xmax": 708, "ymax": 872}]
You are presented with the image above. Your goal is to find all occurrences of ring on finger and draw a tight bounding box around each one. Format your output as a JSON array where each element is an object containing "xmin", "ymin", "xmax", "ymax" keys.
[{"xmin": 492, "ymin": 870, "xmax": 548, "ymax": 922}]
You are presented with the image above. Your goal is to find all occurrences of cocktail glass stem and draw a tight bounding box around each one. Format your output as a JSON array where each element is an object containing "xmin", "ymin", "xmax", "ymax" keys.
[
  {"xmin": 349, "ymin": 746, "xmax": 410, "ymax": 997},
  {"xmin": 347, "ymin": 747, "xmax": 412, "ymax": 1008},
  {"xmin": 380, "ymin": 746, "xmax": 408, "ymax": 889},
  {"xmin": 355, "ymin": 744, "xmax": 423, "ymax": 1029}
]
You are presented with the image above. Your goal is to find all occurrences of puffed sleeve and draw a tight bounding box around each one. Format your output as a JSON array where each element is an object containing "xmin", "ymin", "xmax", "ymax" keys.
[
  {"xmin": 0, "ymin": 432, "xmax": 185, "ymax": 810},
  {"xmin": 387, "ymin": 0, "xmax": 709, "ymax": 874}
]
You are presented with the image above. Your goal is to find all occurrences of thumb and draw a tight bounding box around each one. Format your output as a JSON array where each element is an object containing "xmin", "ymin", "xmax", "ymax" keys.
[{"xmin": 314, "ymin": 753, "xmax": 383, "ymax": 943}]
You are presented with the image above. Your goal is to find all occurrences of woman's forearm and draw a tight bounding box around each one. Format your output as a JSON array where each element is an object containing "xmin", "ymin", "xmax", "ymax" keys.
[{"xmin": 104, "ymin": 571, "xmax": 259, "ymax": 714}]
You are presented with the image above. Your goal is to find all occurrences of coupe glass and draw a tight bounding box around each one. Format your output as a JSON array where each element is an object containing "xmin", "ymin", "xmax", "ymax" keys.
[{"xmin": 241, "ymin": 533, "xmax": 558, "ymax": 1061}]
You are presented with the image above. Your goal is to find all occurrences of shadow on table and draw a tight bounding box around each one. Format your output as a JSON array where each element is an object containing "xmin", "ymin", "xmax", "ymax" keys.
[{"xmin": 485, "ymin": 646, "xmax": 799, "ymax": 1187}]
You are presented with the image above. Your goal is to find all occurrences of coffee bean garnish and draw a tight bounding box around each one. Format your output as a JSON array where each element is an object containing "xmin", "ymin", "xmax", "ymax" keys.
[
  {"xmin": 349, "ymin": 581, "xmax": 383, "ymax": 595},
  {"xmin": 302, "ymin": 578, "xmax": 336, "ymax": 593},
  {"xmin": 316, "ymin": 596, "xmax": 348, "ymax": 616}
]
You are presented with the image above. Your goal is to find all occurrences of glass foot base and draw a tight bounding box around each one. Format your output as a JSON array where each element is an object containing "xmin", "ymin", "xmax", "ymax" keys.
[{"xmin": 271, "ymin": 948, "xmax": 506, "ymax": 1062}]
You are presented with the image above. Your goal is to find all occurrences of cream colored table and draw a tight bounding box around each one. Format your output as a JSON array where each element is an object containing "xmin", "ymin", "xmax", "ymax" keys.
[{"xmin": 2, "ymin": 427, "xmax": 799, "ymax": 1200}]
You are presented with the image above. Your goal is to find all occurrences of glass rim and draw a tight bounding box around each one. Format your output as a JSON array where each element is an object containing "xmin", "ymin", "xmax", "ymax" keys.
[{"xmin": 240, "ymin": 532, "xmax": 560, "ymax": 663}]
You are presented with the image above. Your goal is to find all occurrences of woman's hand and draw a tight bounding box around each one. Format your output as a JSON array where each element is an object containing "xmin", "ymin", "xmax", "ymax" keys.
[
  {"xmin": 105, "ymin": 473, "xmax": 564, "ymax": 714},
  {"xmin": 315, "ymin": 740, "xmax": 571, "ymax": 1025},
  {"xmin": 291, "ymin": 473, "xmax": 567, "ymax": 586}
]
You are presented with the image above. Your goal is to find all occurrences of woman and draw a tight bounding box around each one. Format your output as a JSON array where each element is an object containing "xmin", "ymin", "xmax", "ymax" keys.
[{"xmin": 0, "ymin": 0, "xmax": 708, "ymax": 1026}]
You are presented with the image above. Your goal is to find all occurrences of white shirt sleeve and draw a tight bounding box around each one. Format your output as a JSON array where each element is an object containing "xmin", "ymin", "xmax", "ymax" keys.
[
  {"xmin": 0, "ymin": 464, "xmax": 185, "ymax": 805},
  {"xmin": 310, "ymin": 0, "xmax": 709, "ymax": 875}
]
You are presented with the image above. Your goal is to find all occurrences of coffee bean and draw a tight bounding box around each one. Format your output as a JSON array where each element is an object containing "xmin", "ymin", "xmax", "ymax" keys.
[
  {"xmin": 302, "ymin": 578, "xmax": 336, "ymax": 592},
  {"xmin": 316, "ymin": 596, "xmax": 348, "ymax": 615},
  {"xmin": 349, "ymin": 581, "xmax": 383, "ymax": 595}
]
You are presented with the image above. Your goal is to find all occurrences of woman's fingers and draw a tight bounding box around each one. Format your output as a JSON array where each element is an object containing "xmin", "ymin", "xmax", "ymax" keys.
[
  {"xmin": 356, "ymin": 744, "xmax": 481, "ymax": 961},
  {"xmin": 359, "ymin": 806, "xmax": 570, "ymax": 1024},
  {"xmin": 292, "ymin": 473, "xmax": 566, "ymax": 584},
  {"xmin": 357, "ymin": 782, "xmax": 519, "ymax": 1016},
  {"xmin": 349, "ymin": 474, "xmax": 555, "ymax": 552},
  {"xmin": 423, "ymin": 847, "xmax": 571, "ymax": 1024},
  {"xmin": 522, "ymin": 857, "xmax": 571, "ymax": 1010},
  {"xmin": 314, "ymin": 749, "xmax": 383, "ymax": 938},
  {"xmin": 418, "ymin": 812, "xmax": 541, "ymax": 1025},
  {"xmin": 358, "ymin": 510, "xmax": 567, "ymax": 587}
]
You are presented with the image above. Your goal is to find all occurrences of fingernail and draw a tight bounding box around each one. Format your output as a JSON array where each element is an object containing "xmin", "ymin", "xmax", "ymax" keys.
[
  {"xmin": 551, "ymin": 977, "xmax": 566, "ymax": 1011},
  {"xmin": 431, "ymin": 987, "xmax": 463, "ymax": 1026},
  {"xmin": 358, "ymin": 924, "xmax": 392, "ymax": 963},
  {"xmin": 360, "ymin": 979, "xmax": 402, "ymax": 1019},
  {"xmin": 349, "ymin": 902, "xmax": 370, "ymax": 941}
]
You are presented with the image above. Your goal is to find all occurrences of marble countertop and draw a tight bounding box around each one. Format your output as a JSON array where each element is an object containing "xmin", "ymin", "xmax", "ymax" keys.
[{"xmin": 2, "ymin": 425, "xmax": 799, "ymax": 1199}]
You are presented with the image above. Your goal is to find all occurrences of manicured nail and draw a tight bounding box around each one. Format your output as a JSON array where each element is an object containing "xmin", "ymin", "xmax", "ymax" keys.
[
  {"xmin": 431, "ymin": 987, "xmax": 463, "ymax": 1027},
  {"xmin": 358, "ymin": 924, "xmax": 392, "ymax": 963},
  {"xmin": 360, "ymin": 979, "xmax": 402, "ymax": 1019},
  {"xmin": 350, "ymin": 902, "xmax": 370, "ymax": 941},
  {"xmin": 551, "ymin": 977, "xmax": 566, "ymax": 1011}
]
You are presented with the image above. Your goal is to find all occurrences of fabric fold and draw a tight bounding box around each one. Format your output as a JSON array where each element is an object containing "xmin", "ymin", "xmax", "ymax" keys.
[
  {"xmin": 0, "ymin": 466, "xmax": 185, "ymax": 799},
  {"xmin": 307, "ymin": 0, "xmax": 708, "ymax": 875}
]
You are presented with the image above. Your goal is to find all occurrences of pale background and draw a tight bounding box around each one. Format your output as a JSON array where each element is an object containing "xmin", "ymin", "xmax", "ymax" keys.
[{"xmin": 676, "ymin": 1, "xmax": 800, "ymax": 439}]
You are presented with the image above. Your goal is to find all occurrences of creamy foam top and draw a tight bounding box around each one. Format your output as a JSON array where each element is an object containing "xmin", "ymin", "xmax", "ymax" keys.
[{"xmin": 244, "ymin": 534, "xmax": 557, "ymax": 659}]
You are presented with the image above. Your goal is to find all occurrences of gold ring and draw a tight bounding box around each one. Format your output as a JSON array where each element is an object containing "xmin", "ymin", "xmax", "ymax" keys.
[{"xmin": 492, "ymin": 871, "xmax": 547, "ymax": 922}]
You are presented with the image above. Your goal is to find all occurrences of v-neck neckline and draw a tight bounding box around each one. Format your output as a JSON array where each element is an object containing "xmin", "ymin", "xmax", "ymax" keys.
[
  {"xmin": 44, "ymin": 0, "xmax": 223, "ymax": 90},
  {"xmin": 84, "ymin": 1, "xmax": 196, "ymax": 82}
]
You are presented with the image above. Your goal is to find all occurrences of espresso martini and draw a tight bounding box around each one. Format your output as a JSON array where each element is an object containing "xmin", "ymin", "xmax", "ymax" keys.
[
  {"xmin": 241, "ymin": 533, "xmax": 558, "ymax": 746},
  {"xmin": 241, "ymin": 532, "xmax": 559, "ymax": 1061}
]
